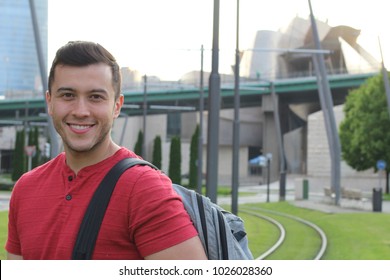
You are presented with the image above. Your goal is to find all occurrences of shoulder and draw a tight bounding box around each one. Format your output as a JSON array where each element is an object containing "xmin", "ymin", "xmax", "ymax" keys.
[
  {"xmin": 12, "ymin": 153, "xmax": 65, "ymax": 193},
  {"xmin": 121, "ymin": 164, "xmax": 172, "ymax": 193},
  {"xmin": 114, "ymin": 147, "xmax": 140, "ymax": 161},
  {"xmin": 18, "ymin": 153, "xmax": 65, "ymax": 181}
]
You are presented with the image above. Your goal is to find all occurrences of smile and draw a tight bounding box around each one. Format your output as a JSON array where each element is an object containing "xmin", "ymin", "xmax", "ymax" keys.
[{"xmin": 67, "ymin": 123, "xmax": 95, "ymax": 133}]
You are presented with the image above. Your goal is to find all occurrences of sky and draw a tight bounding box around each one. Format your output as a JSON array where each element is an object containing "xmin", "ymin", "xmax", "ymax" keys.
[{"xmin": 48, "ymin": 0, "xmax": 390, "ymax": 81}]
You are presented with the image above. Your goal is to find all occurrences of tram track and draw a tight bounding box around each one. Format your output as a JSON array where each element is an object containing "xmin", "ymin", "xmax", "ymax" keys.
[{"xmin": 241, "ymin": 206, "xmax": 327, "ymax": 260}]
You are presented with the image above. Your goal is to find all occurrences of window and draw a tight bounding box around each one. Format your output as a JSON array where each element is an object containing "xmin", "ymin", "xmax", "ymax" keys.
[{"xmin": 167, "ymin": 112, "xmax": 181, "ymax": 138}]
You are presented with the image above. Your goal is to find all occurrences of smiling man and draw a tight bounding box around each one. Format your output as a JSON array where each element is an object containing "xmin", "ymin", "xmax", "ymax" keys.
[{"xmin": 5, "ymin": 41, "xmax": 207, "ymax": 260}]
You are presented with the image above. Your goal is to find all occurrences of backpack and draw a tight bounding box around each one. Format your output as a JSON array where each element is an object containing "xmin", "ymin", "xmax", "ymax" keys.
[{"xmin": 72, "ymin": 157, "xmax": 253, "ymax": 260}]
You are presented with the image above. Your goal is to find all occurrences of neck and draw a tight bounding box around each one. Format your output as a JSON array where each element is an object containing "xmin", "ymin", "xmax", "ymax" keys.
[{"xmin": 65, "ymin": 141, "xmax": 121, "ymax": 175}]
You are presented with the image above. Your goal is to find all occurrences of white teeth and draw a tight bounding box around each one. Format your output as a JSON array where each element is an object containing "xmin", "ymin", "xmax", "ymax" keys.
[{"xmin": 70, "ymin": 124, "xmax": 91, "ymax": 130}]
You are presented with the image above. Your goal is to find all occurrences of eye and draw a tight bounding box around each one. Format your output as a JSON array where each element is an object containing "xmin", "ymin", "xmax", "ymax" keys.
[
  {"xmin": 89, "ymin": 94, "xmax": 105, "ymax": 102},
  {"xmin": 62, "ymin": 92, "xmax": 75, "ymax": 100}
]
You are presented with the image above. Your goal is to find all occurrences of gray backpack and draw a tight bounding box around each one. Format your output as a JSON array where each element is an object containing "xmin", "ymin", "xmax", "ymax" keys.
[
  {"xmin": 72, "ymin": 157, "xmax": 253, "ymax": 260},
  {"xmin": 172, "ymin": 183, "xmax": 253, "ymax": 260}
]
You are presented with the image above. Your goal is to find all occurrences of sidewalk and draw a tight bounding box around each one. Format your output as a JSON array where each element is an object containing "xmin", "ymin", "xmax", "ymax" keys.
[
  {"xmin": 217, "ymin": 175, "xmax": 390, "ymax": 214},
  {"xmin": 0, "ymin": 191, "xmax": 11, "ymax": 211}
]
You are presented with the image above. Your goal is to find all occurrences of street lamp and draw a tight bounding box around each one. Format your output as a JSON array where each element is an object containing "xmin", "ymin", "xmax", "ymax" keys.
[
  {"xmin": 206, "ymin": 0, "xmax": 221, "ymax": 203},
  {"xmin": 231, "ymin": 0, "xmax": 240, "ymax": 215},
  {"xmin": 197, "ymin": 45, "xmax": 205, "ymax": 195}
]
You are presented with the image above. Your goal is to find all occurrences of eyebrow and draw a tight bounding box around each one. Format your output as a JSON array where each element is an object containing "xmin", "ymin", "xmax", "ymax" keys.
[
  {"xmin": 56, "ymin": 87, "xmax": 109, "ymax": 95},
  {"xmin": 56, "ymin": 87, "xmax": 75, "ymax": 93}
]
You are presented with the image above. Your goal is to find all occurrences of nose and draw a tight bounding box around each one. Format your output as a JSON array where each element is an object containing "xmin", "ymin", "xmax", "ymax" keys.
[{"xmin": 72, "ymin": 98, "xmax": 90, "ymax": 118}]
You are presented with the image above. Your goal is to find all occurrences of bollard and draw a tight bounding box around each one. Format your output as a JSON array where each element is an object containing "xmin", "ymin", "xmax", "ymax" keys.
[
  {"xmin": 303, "ymin": 179, "xmax": 309, "ymax": 200},
  {"xmin": 372, "ymin": 188, "xmax": 382, "ymax": 212}
]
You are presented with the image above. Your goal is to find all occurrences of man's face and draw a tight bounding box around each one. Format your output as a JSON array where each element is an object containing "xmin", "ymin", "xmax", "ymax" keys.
[{"xmin": 46, "ymin": 63, "xmax": 123, "ymax": 154}]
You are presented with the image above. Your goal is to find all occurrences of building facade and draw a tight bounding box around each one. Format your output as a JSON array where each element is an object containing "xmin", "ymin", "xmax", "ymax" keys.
[{"xmin": 0, "ymin": 0, "xmax": 48, "ymax": 99}]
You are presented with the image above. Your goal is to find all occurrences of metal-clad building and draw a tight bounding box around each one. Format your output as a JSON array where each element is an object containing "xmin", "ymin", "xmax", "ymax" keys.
[{"xmin": 0, "ymin": 0, "xmax": 48, "ymax": 98}]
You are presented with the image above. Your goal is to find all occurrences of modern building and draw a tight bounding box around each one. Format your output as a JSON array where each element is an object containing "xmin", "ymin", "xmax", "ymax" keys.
[
  {"xmin": 0, "ymin": 0, "xmax": 48, "ymax": 99},
  {"xmin": 114, "ymin": 16, "xmax": 381, "ymax": 186}
]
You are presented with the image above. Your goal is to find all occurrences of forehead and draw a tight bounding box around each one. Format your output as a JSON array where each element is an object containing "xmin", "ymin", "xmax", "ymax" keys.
[{"xmin": 52, "ymin": 63, "xmax": 114, "ymax": 91}]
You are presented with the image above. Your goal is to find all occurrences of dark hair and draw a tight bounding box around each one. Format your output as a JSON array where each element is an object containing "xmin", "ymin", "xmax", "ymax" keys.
[{"xmin": 48, "ymin": 41, "xmax": 121, "ymax": 99}]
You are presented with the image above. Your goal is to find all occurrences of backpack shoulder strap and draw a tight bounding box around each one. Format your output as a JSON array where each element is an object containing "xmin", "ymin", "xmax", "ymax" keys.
[{"xmin": 72, "ymin": 157, "xmax": 156, "ymax": 260}]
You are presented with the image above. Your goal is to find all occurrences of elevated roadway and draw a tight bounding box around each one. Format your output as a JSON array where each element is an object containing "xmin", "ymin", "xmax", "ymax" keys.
[{"xmin": 0, "ymin": 72, "xmax": 377, "ymax": 126}]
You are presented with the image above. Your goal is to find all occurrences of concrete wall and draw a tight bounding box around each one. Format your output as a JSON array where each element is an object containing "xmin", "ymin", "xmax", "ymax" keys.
[
  {"xmin": 112, "ymin": 108, "xmax": 259, "ymax": 185},
  {"xmin": 284, "ymin": 126, "xmax": 306, "ymax": 174},
  {"xmin": 306, "ymin": 105, "xmax": 378, "ymax": 191},
  {"xmin": 0, "ymin": 126, "xmax": 16, "ymax": 150}
]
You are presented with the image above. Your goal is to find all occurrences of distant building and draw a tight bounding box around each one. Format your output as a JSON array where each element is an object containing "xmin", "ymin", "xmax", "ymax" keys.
[
  {"xmin": 181, "ymin": 16, "xmax": 380, "ymax": 85},
  {"xmin": 0, "ymin": 0, "xmax": 48, "ymax": 99},
  {"xmin": 240, "ymin": 16, "xmax": 380, "ymax": 80}
]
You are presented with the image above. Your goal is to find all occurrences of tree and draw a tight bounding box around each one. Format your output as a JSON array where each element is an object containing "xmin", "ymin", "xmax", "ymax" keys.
[
  {"xmin": 189, "ymin": 125, "xmax": 199, "ymax": 188},
  {"xmin": 134, "ymin": 130, "xmax": 143, "ymax": 156},
  {"xmin": 169, "ymin": 136, "xmax": 181, "ymax": 185},
  {"xmin": 28, "ymin": 126, "xmax": 40, "ymax": 168},
  {"xmin": 12, "ymin": 129, "xmax": 26, "ymax": 181},
  {"xmin": 152, "ymin": 135, "xmax": 162, "ymax": 169},
  {"xmin": 339, "ymin": 73, "xmax": 390, "ymax": 193}
]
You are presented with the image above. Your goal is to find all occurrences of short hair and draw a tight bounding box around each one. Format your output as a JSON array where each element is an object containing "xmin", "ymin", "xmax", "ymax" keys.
[{"xmin": 48, "ymin": 41, "xmax": 121, "ymax": 99}]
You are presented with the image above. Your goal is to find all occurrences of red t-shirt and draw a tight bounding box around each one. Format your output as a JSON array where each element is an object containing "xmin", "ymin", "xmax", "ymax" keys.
[{"xmin": 6, "ymin": 148, "xmax": 198, "ymax": 259}]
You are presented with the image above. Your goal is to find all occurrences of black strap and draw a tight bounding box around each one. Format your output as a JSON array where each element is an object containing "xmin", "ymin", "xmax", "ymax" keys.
[
  {"xmin": 217, "ymin": 210, "xmax": 229, "ymax": 260},
  {"xmin": 72, "ymin": 157, "xmax": 156, "ymax": 259},
  {"xmin": 196, "ymin": 193, "xmax": 209, "ymax": 257}
]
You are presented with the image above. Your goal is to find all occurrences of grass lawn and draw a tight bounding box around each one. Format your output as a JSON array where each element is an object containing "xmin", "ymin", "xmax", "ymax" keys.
[
  {"xmin": 240, "ymin": 202, "xmax": 390, "ymax": 260},
  {"xmin": 0, "ymin": 211, "xmax": 8, "ymax": 260}
]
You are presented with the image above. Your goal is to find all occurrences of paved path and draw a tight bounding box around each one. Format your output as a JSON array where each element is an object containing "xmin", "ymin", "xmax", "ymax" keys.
[
  {"xmin": 218, "ymin": 176, "xmax": 390, "ymax": 214},
  {"xmin": 0, "ymin": 191, "xmax": 11, "ymax": 211}
]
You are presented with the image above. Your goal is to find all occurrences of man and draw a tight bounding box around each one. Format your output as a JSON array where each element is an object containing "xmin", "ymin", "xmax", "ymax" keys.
[{"xmin": 6, "ymin": 41, "xmax": 207, "ymax": 260}]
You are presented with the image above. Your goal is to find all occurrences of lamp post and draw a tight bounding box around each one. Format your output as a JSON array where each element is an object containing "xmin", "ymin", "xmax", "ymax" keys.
[
  {"xmin": 197, "ymin": 45, "xmax": 204, "ymax": 194},
  {"xmin": 206, "ymin": 0, "xmax": 221, "ymax": 203},
  {"xmin": 231, "ymin": 0, "xmax": 240, "ymax": 215},
  {"xmin": 270, "ymin": 82, "xmax": 287, "ymax": 201}
]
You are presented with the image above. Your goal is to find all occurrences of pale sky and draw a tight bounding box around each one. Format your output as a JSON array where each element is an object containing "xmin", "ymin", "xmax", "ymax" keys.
[{"xmin": 48, "ymin": 0, "xmax": 390, "ymax": 80}]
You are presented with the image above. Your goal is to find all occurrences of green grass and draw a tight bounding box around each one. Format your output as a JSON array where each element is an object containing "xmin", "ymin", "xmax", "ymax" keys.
[
  {"xmin": 239, "ymin": 202, "xmax": 390, "ymax": 260},
  {"xmin": 0, "ymin": 211, "xmax": 8, "ymax": 260},
  {"xmin": 241, "ymin": 210, "xmax": 321, "ymax": 259}
]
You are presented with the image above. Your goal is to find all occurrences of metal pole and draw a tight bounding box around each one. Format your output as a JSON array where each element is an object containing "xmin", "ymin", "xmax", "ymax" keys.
[
  {"xmin": 197, "ymin": 45, "xmax": 204, "ymax": 194},
  {"xmin": 142, "ymin": 75, "xmax": 147, "ymax": 159},
  {"xmin": 231, "ymin": 0, "xmax": 240, "ymax": 215},
  {"xmin": 29, "ymin": 0, "xmax": 59, "ymax": 158},
  {"xmin": 309, "ymin": 0, "xmax": 341, "ymax": 205},
  {"xmin": 266, "ymin": 157, "xmax": 270, "ymax": 202},
  {"xmin": 270, "ymin": 82, "xmax": 287, "ymax": 201},
  {"xmin": 312, "ymin": 55, "xmax": 336, "ymax": 183},
  {"xmin": 206, "ymin": 0, "xmax": 221, "ymax": 203}
]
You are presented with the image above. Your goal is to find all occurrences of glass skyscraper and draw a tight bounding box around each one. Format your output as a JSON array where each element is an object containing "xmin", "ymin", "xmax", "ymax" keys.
[{"xmin": 0, "ymin": 0, "xmax": 48, "ymax": 99}]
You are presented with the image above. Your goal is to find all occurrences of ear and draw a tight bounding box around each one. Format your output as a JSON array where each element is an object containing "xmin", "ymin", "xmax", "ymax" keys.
[
  {"xmin": 45, "ymin": 91, "xmax": 53, "ymax": 116},
  {"xmin": 113, "ymin": 94, "xmax": 124, "ymax": 119}
]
